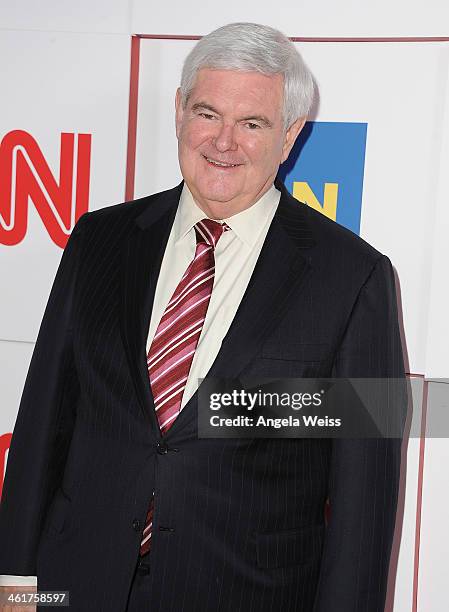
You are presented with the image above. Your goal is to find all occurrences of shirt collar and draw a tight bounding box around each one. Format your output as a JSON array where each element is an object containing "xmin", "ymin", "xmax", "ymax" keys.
[{"xmin": 175, "ymin": 183, "xmax": 280, "ymax": 248}]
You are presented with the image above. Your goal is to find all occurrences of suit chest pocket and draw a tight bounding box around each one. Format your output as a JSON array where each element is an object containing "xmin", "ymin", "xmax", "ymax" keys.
[{"xmin": 261, "ymin": 342, "xmax": 330, "ymax": 362}]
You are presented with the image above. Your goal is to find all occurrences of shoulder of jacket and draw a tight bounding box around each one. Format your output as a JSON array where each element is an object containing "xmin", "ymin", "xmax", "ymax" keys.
[
  {"xmin": 73, "ymin": 184, "xmax": 181, "ymax": 233},
  {"xmin": 298, "ymin": 199, "xmax": 384, "ymax": 265}
]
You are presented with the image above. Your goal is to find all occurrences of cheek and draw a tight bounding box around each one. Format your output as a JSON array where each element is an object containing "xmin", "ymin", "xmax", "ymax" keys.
[
  {"xmin": 242, "ymin": 138, "xmax": 266, "ymax": 162},
  {"xmin": 180, "ymin": 122, "xmax": 211, "ymax": 151},
  {"xmin": 244, "ymin": 139, "xmax": 280, "ymax": 170}
]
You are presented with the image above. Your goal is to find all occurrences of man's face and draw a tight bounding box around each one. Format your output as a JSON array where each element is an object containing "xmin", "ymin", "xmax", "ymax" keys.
[{"xmin": 175, "ymin": 68, "xmax": 305, "ymax": 218}]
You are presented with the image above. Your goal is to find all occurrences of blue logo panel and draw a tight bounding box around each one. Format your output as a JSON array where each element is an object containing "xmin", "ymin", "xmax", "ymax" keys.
[{"xmin": 278, "ymin": 121, "xmax": 367, "ymax": 235}]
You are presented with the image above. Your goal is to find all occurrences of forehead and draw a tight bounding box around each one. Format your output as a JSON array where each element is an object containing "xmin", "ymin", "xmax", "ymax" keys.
[{"xmin": 187, "ymin": 68, "xmax": 284, "ymax": 118}]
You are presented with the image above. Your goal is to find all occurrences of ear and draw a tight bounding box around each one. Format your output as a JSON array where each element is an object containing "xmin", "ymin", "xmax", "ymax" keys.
[
  {"xmin": 280, "ymin": 117, "xmax": 307, "ymax": 164},
  {"xmin": 175, "ymin": 88, "xmax": 184, "ymax": 139}
]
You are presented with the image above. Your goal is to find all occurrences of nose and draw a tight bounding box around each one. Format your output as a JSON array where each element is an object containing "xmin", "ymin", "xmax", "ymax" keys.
[{"xmin": 213, "ymin": 123, "xmax": 238, "ymax": 152}]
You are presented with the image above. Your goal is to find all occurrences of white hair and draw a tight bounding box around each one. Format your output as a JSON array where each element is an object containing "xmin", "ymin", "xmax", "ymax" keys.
[{"xmin": 180, "ymin": 22, "xmax": 315, "ymax": 129}]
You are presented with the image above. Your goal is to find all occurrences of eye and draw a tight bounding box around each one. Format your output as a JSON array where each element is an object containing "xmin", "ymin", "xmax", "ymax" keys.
[
  {"xmin": 245, "ymin": 122, "xmax": 261, "ymax": 130},
  {"xmin": 199, "ymin": 112, "xmax": 216, "ymax": 120}
]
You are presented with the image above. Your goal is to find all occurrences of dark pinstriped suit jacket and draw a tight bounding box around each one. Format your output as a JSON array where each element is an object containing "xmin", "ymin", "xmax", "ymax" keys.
[{"xmin": 0, "ymin": 179, "xmax": 406, "ymax": 611}]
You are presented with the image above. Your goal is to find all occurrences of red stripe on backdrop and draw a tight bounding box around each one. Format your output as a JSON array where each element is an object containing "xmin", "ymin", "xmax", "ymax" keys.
[
  {"xmin": 291, "ymin": 37, "xmax": 449, "ymax": 42},
  {"xmin": 0, "ymin": 433, "xmax": 12, "ymax": 501},
  {"xmin": 137, "ymin": 34, "xmax": 449, "ymax": 42},
  {"xmin": 413, "ymin": 380, "xmax": 429, "ymax": 612},
  {"xmin": 125, "ymin": 35, "xmax": 141, "ymax": 202}
]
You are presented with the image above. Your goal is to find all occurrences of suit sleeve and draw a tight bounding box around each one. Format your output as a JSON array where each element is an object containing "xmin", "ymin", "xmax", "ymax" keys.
[
  {"xmin": 313, "ymin": 255, "xmax": 407, "ymax": 612},
  {"xmin": 0, "ymin": 213, "xmax": 89, "ymax": 575}
]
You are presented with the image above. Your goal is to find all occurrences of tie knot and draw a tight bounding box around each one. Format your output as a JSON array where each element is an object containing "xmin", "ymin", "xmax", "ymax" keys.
[{"xmin": 195, "ymin": 218, "xmax": 230, "ymax": 248}]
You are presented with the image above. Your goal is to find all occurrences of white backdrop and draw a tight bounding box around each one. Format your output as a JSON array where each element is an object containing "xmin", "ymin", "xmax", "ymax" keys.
[
  {"xmin": 0, "ymin": 30, "xmax": 131, "ymax": 342},
  {"xmin": 131, "ymin": 0, "xmax": 449, "ymax": 38},
  {"xmin": 1, "ymin": 2, "xmax": 448, "ymax": 610}
]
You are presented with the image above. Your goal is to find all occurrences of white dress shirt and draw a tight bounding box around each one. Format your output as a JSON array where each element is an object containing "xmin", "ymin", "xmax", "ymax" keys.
[{"xmin": 0, "ymin": 181, "xmax": 280, "ymax": 587}]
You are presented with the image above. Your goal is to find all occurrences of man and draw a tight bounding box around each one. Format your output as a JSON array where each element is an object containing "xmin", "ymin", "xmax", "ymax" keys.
[{"xmin": 0, "ymin": 22, "xmax": 406, "ymax": 611}]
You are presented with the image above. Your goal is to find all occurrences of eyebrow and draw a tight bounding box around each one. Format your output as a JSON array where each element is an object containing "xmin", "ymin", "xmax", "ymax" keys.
[
  {"xmin": 241, "ymin": 115, "xmax": 273, "ymax": 128},
  {"xmin": 191, "ymin": 102, "xmax": 273, "ymax": 128},
  {"xmin": 191, "ymin": 102, "xmax": 220, "ymax": 114}
]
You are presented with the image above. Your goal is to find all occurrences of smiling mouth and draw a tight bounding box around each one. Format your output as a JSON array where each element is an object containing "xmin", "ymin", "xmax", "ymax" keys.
[{"xmin": 203, "ymin": 155, "xmax": 241, "ymax": 168}]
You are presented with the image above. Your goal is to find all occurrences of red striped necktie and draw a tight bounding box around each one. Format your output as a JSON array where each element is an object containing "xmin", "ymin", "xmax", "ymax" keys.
[{"xmin": 139, "ymin": 218, "xmax": 230, "ymax": 556}]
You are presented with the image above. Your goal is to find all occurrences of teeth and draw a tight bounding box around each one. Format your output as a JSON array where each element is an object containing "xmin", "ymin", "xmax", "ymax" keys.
[{"xmin": 206, "ymin": 157, "xmax": 237, "ymax": 167}]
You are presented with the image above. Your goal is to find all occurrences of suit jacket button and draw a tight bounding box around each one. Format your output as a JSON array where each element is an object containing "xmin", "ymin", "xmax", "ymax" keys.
[
  {"xmin": 137, "ymin": 560, "xmax": 150, "ymax": 575},
  {"xmin": 132, "ymin": 519, "xmax": 141, "ymax": 531},
  {"xmin": 156, "ymin": 441, "xmax": 169, "ymax": 455}
]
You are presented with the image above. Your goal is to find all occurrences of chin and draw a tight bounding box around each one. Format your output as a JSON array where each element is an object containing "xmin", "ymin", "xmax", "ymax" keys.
[
  {"xmin": 203, "ymin": 192, "xmax": 238, "ymax": 205},
  {"xmin": 197, "ymin": 184, "xmax": 241, "ymax": 205}
]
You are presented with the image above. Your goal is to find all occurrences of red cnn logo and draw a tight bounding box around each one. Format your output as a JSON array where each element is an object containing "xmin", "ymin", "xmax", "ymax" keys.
[
  {"xmin": 0, "ymin": 130, "xmax": 91, "ymax": 248},
  {"xmin": 0, "ymin": 433, "xmax": 12, "ymax": 501}
]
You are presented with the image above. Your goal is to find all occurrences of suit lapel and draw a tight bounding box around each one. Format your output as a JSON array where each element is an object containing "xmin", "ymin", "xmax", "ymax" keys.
[
  {"xmin": 119, "ymin": 184, "xmax": 182, "ymax": 438},
  {"xmin": 164, "ymin": 180, "xmax": 316, "ymax": 438}
]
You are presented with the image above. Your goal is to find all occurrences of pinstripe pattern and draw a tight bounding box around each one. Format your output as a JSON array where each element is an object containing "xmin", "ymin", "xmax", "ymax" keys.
[
  {"xmin": 140, "ymin": 219, "xmax": 229, "ymax": 555},
  {"xmin": 0, "ymin": 180, "xmax": 407, "ymax": 612}
]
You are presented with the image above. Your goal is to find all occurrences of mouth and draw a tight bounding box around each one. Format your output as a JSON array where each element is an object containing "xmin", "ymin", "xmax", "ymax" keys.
[{"xmin": 202, "ymin": 155, "xmax": 242, "ymax": 169}]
